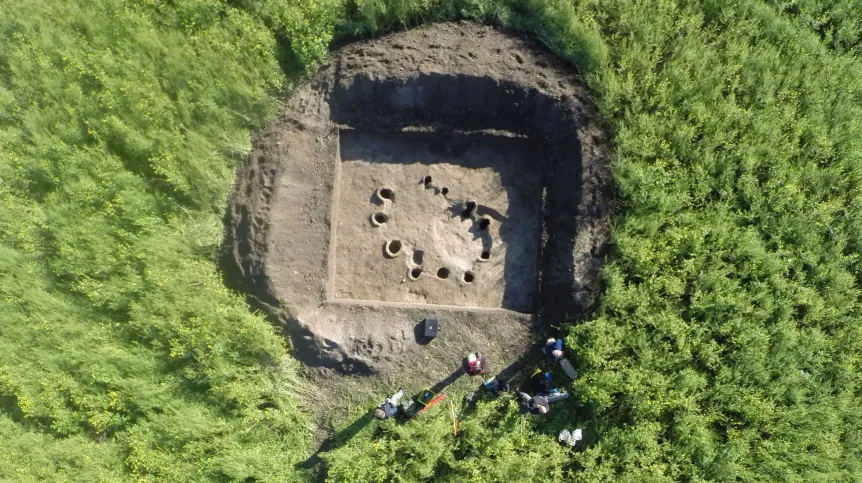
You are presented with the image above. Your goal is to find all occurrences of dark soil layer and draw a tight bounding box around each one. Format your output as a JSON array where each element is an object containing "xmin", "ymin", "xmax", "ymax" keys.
[{"xmin": 221, "ymin": 22, "xmax": 611, "ymax": 379}]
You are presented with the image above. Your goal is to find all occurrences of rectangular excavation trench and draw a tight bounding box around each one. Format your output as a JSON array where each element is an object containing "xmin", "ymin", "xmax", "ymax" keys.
[{"xmin": 328, "ymin": 130, "xmax": 544, "ymax": 313}]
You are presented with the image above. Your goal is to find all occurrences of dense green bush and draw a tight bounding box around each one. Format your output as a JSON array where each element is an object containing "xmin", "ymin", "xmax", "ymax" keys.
[
  {"xmin": 766, "ymin": 0, "xmax": 862, "ymax": 55},
  {"xmin": 0, "ymin": 0, "xmax": 308, "ymax": 480},
  {"xmin": 1, "ymin": 0, "xmax": 860, "ymax": 480},
  {"xmin": 565, "ymin": 0, "xmax": 862, "ymax": 479},
  {"xmin": 320, "ymin": 0, "xmax": 862, "ymax": 481},
  {"xmin": 320, "ymin": 399, "xmax": 575, "ymax": 482}
]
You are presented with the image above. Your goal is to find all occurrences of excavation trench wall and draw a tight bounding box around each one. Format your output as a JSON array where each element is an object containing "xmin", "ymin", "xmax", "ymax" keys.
[{"xmin": 221, "ymin": 22, "xmax": 611, "ymax": 377}]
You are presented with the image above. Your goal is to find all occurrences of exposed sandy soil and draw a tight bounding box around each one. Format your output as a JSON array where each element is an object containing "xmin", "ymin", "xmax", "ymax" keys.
[
  {"xmin": 333, "ymin": 130, "xmax": 543, "ymax": 311},
  {"xmin": 221, "ymin": 22, "xmax": 611, "ymax": 407}
]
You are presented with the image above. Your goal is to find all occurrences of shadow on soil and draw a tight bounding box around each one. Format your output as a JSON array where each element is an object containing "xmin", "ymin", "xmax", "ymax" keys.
[
  {"xmin": 294, "ymin": 365, "xmax": 467, "ymax": 478},
  {"xmin": 430, "ymin": 365, "xmax": 467, "ymax": 393},
  {"xmin": 294, "ymin": 410, "xmax": 376, "ymax": 475}
]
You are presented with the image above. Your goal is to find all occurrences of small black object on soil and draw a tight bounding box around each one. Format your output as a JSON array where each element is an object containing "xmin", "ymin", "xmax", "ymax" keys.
[
  {"xmin": 437, "ymin": 267, "xmax": 450, "ymax": 279},
  {"xmin": 480, "ymin": 251, "xmax": 490, "ymax": 260},
  {"xmin": 478, "ymin": 218, "xmax": 490, "ymax": 230},
  {"xmin": 422, "ymin": 318, "xmax": 438, "ymax": 338},
  {"xmin": 412, "ymin": 250, "xmax": 424, "ymax": 265},
  {"xmin": 461, "ymin": 200, "xmax": 477, "ymax": 218},
  {"xmin": 414, "ymin": 318, "xmax": 437, "ymax": 345},
  {"xmin": 423, "ymin": 175, "xmax": 432, "ymax": 186},
  {"xmin": 413, "ymin": 317, "xmax": 439, "ymax": 346},
  {"xmin": 463, "ymin": 271, "xmax": 474, "ymax": 283},
  {"xmin": 441, "ymin": 187, "xmax": 449, "ymax": 195}
]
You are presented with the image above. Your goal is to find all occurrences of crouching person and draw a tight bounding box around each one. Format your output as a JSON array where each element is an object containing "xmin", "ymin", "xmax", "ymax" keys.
[
  {"xmin": 544, "ymin": 338, "xmax": 564, "ymax": 362},
  {"xmin": 375, "ymin": 388, "xmax": 404, "ymax": 420},
  {"xmin": 466, "ymin": 352, "xmax": 487, "ymax": 375},
  {"xmin": 528, "ymin": 369, "xmax": 571, "ymax": 402}
]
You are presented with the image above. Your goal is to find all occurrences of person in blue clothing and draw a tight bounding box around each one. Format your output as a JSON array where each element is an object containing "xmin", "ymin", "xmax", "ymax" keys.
[
  {"xmin": 375, "ymin": 389, "xmax": 404, "ymax": 420},
  {"xmin": 530, "ymin": 368, "xmax": 556, "ymax": 395},
  {"xmin": 528, "ymin": 368, "xmax": 570, "ymax": 400},
  {"xmin": 544, "ymin": 338, "xmax": 564, "ymax": 362}
]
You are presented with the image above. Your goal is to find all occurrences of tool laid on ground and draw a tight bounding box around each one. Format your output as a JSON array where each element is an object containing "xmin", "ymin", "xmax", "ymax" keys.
[
  {"xmin": 449, "ymin": 402, "xmax": 459, "ymax": 436},
  {"xmin": 560, "ymin": 358, "xmax": 578, "ymax": 380},
  {"xmin": 404, "ymin": 387, "xmax": 447, "ymax": 418},
  {"xmin": 417, "ymin": 388, "xmax": 446, "ymax": 413}
]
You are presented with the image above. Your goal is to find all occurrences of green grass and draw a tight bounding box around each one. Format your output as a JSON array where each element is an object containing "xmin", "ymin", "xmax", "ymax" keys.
[
  {"xmin": 1, "ymin": 0, "xmax": 861, "ymax": 481},
  {"xmin": 0, "ymin": 0, "xmax": 309, "ymax": 480}
]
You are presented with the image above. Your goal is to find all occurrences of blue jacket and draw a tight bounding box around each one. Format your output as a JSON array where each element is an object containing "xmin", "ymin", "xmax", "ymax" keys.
[{"xmin": 544, "ymin": 339, "xmax": 563, "ymax": 362}]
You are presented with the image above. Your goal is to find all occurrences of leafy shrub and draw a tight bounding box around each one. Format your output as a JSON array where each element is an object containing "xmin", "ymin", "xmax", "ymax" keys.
[
  {"xmin": 2, "ymin": 0, "xmax": 861, "ymax": 480},
  {"xmin": 0, "ymin": 0, "xmax": 307, "ymax": 480}
]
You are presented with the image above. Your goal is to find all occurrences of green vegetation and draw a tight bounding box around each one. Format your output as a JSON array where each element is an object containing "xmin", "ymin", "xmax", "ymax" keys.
[
  {"xmin": 0, "ymin": 0, "xmax": 309, "ymax": 480},
  {"xmin": 766, "ymin": 0, "xmax": 862, "ymax": 55},
  {"xmin": 1, "ymin": 0, "xmax": 861, "ymax": 481}
]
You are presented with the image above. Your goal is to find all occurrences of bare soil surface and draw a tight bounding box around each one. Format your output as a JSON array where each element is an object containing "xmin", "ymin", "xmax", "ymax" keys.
[
  {"xmin": 333, "ymin": 130, "xmax": 542, "ymax": 311},
  {"xmin": 221, "ymin": 21, "xmax": 611, "ymax": 426}
]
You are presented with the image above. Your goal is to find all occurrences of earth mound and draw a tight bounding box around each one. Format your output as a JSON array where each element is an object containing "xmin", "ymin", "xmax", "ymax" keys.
[{"xmin": 221, "ymin": 22, "xmax": 611, "ymax": 378}]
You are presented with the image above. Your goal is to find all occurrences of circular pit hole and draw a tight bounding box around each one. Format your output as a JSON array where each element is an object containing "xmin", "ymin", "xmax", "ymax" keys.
[
  {"xmin": 480, "ymin": 251, "xmax": 490, "ymax": 260},
  {"xmin": 378, "ymin": 188, "xmax": 394, "ymax": 201},
  {"xmin": 385, "ymin": 239, "xmax": 402, "ymax": 257},
  {"xmin": 463, "ymin": 272, "xmax": 474, "ymax": 283},
  {"xmin": 410, "ymin": 267, "xmax": 423, "ymax": 280},
  {"xmin": 436, "ymin": 267, "xmax": 450, "ymax": 279},
  {"xmin": 371, "ymin": 212, "xmax": 388, "ymax": 226},
  {"xmin": 441, "ymin": 187, "xmax": 449, "ymax": 195}
]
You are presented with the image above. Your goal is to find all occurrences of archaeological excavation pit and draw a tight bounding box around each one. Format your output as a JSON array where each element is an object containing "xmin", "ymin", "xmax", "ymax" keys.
[
  {"xmin": 384, "ymin": 239, "xmax": 403, "ymax": 258},
  {"xmin": 221, "ymin": 22, "xmax": 611, "ymax": 376},
  {"xmin": 377, "ymin": 188, "xmax": 394, "ymax": 202},
  {"xmin": 333, "ymin": 130, "xmax": 542, "ymax": 311}
]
